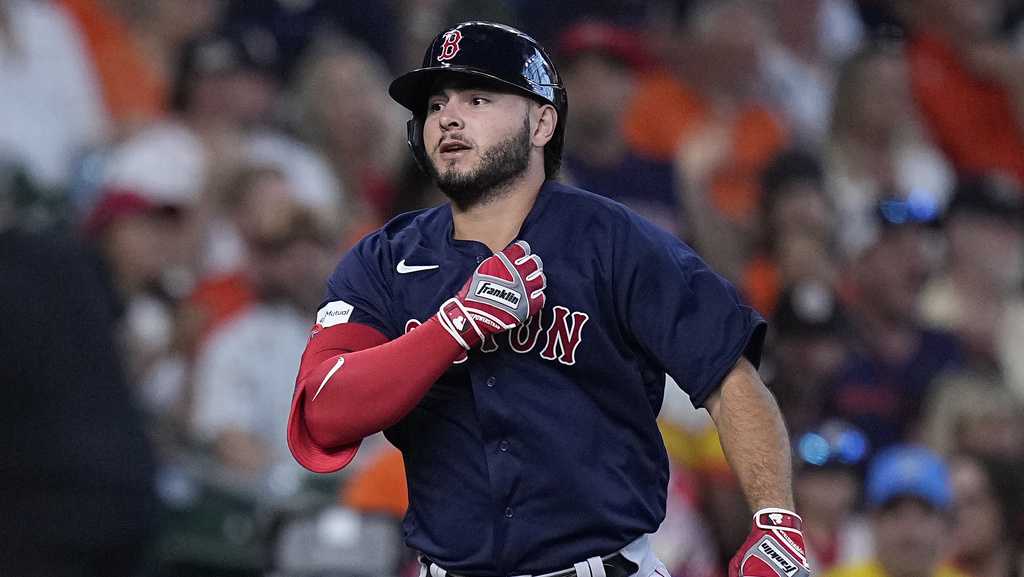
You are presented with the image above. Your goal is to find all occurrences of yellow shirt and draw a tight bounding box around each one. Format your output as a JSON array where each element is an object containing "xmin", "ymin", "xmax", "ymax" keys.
[{"xmin": 823, "ymin": 560, "xmax": 970, "ymax": 577}]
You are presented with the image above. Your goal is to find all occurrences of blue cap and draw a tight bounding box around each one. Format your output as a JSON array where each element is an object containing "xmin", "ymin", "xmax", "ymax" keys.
[{"xmin": 866, "ymin": 445, "xmax": 952, "ymax": 511}]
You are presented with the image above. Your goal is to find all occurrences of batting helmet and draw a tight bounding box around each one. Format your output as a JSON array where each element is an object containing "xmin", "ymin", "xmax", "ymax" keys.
[{"xmin": 388, "ymin": 21, "xmax": 567, "ymax": 178}]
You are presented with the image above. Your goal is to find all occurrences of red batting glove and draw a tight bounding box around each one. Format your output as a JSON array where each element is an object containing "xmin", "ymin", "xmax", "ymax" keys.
[
  {"xmin": 437, "ymin": 240, "xmax": 546, "ymax": 349},
  {"xmin": 729, "ymin": 508, "xmax": 811, "ymax": 577}
]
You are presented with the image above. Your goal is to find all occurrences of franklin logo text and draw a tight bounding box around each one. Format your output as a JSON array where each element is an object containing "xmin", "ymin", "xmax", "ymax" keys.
[{"xmin": 474, "ymin": 281, "xmax": 522, "ymax": 309}]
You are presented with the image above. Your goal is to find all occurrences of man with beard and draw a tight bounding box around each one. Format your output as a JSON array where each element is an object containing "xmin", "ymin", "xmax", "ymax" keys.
[{"xmin": 287, "ymin": 22, "xmax": 806, "ymax": 577}]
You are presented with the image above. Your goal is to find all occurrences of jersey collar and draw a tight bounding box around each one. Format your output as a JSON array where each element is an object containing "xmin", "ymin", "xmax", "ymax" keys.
[{"xmin": 442, "ymin": 179, "xmax": 558, "ymax": 253}]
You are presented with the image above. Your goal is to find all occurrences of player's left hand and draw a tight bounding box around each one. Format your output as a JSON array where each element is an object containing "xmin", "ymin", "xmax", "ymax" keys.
[{"xmin": 728, "ymin": 508, "xmax": 811, "ymax": 577}]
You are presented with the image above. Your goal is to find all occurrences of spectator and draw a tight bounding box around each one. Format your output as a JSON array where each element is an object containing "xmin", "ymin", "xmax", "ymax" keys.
[
  {"xmin": 793, "ymin": 420, "xmax": 873, "ymax": 573},
  {"xmin": 0, "ymin": 0, "xmax": 107, "ymax": 190},
  {"xmin": 0, "ymin": 229, "xmax": 156, "ymax": 577},
  {"xmin": 825, "ymin": 42, "xmax": 953, "ymax": 260},
  {"xmin": 767, "ymin": 281, "xmax": 850, "ymax": 435},
  {"xmin": 824, "ymin": 445, "xmax": 967, "ymax": 577},
  {"xmin": 190, "ymin": 199, "xmax": 337, "ymax": 482},
  {"xmin": 625, "ymin": 0, "xmax": 789, "ymax": 278},
  {"xmin": 59, "ymin": 0, "xmax": 222, "ymax": 131},
  {"xmin": 514, "ymin": 0, "xmax": 658, "ymax": 49},
  {"xmin": 295, "ymin": 34, "xmax": 406, "ymax": 221},
  {"xmin": 221, "ymin": 0, "xmax": 400, "ymax": 75},
  {"xmin": 906, "ymin": 0, "xmax": 1024, "ymax": 187},
  {"xmin": 183, "ymin": 165, "xmax": 291, "ymax": 350},
  {"xmin": 557, "ymin": 21, "xmax": 682, "ymax": 235},
  {"xmin": 948, "ymin": 453, "xmax": 1024, "ymax": 577},
  {"xmin": 744, "ymin": 149, "xmax": 837, "ymax": 316},
  {"xmin": 763, "ymin": 0, "xmax": 864, "ymax": 144},
  {"xmin": 826, "ymin": 202, "xmax": 963, "ymax": 449},
  {"xmin": 174, "ymin": 27, "xmax": 344, "ymax": 226},
  {"xmin": 173, "ymin": 26, "xmax": 282, "ymax": 133},
  {"xmin": 921, "ymin": 372, "xmax": 1024, "ymax": 464},
  {"xmin": 79, "ymin": 124, "xmax": 206, "ymax": 398},
  {"xmin": 920, "ymin": 174, "xmax": 1024, "ymax": 373}
]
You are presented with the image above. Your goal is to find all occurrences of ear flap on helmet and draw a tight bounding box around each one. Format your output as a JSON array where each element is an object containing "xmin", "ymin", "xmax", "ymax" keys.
[{"xmin": 406, "ymin": 116, "xmax": 431, "ymax": 175}]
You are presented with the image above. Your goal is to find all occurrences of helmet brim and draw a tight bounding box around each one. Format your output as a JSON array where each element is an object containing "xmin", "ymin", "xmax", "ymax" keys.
[{"xmin": 388, "ymin": 65, "xmax": 553, "ymax": 116}]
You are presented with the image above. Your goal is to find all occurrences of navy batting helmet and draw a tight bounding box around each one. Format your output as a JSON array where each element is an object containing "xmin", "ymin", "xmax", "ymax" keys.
[{"xmin": 388, "ymin": 21, "xmax": 568, "ymax": 178}]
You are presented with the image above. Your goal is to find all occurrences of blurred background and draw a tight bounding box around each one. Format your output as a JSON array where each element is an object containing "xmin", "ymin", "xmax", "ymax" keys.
[{"xmin": 1, "ymin": 0, "xmax": 1023, "ymax": 576}]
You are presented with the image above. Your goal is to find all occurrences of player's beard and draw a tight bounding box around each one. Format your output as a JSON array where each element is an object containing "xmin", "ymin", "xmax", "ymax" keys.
[{"xmin": 428, "ymin": 116, "xmax": 531, "ymax": 210}]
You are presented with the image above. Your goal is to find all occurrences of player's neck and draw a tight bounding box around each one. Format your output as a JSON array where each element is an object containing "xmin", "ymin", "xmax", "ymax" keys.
[{"xmin": 451, "ymin": 166, "xmax": 545, "ymax": 253}]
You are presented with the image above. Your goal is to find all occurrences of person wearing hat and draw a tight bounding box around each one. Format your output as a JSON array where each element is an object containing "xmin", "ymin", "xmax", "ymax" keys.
[
  {"xmin": 556, "ymin": 21, "xmax": 682, "ymax": 236},
  {"xmin": 792, "ymin": 420, "xmax": 873, "ymax": 573},
  {"xmin": 824, "ymin": 445, "xmax": 968, "ymax": 577},
  {"xmin": 744, "ymin": 149, "xmax": 837, "ymax": 318},
  {"xmin": 920, "ymin": 173, "xmax": 1024, "ymax": 377},
  {"xmin": 173, "ymin": 26, "xmax": 344, "ymax": 219},
  {"xmin": 825, "ymin": 196, "xmax": 965, "ymax": 451},
  {"xmin": 79, "ymin": 124, "xmax": 204, "ymax": 392},
  {"xmin": 288, "ymin": 20, "xmax": 808, "ymax": 577},
  {"xmin": 767, "ymin": 281, "xmax": 850, "ymax": 436}
]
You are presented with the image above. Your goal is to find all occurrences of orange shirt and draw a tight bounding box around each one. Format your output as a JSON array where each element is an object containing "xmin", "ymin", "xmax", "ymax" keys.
[
  {"xmin": 183, "ymin": 273, "xmax": 256, "ymax": 354},
  {"xmin": 742, "ymin": 253, "xmax": 781, "ymax": 318},
  {"xmin": 58, "ymin": 0, "xmax": 167, "ymax": 127},
  {"xmin": 623, "ymin": 69, "xmax": 788, "ymax": 223},
  {"xmin": 341, "ymin": 447, "xmax": 408, "ymax": 518},
  {"xmin": 909, "ymin": 33, "xmax": 1024, "ymax": 186}
]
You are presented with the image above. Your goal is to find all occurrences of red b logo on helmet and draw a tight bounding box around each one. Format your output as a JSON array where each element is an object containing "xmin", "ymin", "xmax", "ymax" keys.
[{"xmin": 437, "ymin": 30, "xmax": 462, "ymax": 62}]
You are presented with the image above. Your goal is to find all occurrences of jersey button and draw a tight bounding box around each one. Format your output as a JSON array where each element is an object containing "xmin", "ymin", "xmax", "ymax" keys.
[
  {"xmin": 504, "ymin": 507, "xmax": 514, "ymax": 519},
  {"xmin": 486, "ymin": 376, "xmax": 496, "ymax": 388},
  {"xmin": 476, "ymin": 255, "xmax": 485, "ymax": 264},
  {"xmin": 499, "ymin": 440, "xmax": 510, "ymax": 452}
]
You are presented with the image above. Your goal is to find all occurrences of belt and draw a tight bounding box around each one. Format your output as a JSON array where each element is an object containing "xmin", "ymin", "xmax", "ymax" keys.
[{"xmin": 421, "ymin": 552, "xmax": 639, "ymax": 577}]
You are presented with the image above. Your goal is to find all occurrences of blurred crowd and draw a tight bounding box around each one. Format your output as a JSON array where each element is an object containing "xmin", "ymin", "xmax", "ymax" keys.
[{"xmin": 2, "ymin": 0, "xmax": 1024, "ymax": 576}]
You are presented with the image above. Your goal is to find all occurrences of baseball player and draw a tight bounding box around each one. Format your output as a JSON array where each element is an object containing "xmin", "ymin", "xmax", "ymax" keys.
[{"xmin": 288, "ymin": 22, "xmax": 809, "ymax": 577}]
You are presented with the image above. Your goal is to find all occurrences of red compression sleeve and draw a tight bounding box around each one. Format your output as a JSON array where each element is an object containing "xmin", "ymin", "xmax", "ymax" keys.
[{"xmin": 299, "ymin": 316, "xmax": 464, "ymax": 449}]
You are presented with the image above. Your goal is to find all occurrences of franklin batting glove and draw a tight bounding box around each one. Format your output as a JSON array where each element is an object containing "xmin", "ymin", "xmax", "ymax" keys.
[
  {"xmin": 438, "ymin": 240, "xmax": 546, "ymax": 349},
  {"xmin": 729, "ymin": 508, "xmax": 811, "ymax": 577}
]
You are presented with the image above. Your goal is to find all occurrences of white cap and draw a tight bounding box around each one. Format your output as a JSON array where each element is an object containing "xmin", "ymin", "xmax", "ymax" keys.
[{"xmin": 102, "ymin": 122, "xmax": 206, "ymax": 206}]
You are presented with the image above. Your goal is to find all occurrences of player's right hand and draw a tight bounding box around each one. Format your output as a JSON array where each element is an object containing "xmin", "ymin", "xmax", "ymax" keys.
[{"xmin": 437, "ymin": 240, "xmax": 546, "ymax": 349}]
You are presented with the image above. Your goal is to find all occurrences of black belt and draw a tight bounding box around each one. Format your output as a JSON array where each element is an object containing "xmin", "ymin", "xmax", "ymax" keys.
[{"xmin": 421, "ymin": 552, "xmax": 639, "ymax": 577}]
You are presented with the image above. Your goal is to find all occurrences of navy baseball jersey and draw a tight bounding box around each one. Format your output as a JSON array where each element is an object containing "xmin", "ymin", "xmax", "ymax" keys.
[{"xmin": 319, "ymin": 181, "xmax": 766, "ymax": 575}]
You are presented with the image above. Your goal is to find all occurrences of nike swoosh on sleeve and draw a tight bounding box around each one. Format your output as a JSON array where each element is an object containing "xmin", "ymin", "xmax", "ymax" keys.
[{"xmin": 312, "ymin": 356, "xmax": 345, "ymax": 401}]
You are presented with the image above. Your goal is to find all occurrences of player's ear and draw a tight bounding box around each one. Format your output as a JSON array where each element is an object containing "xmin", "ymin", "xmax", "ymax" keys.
[{"xmin": 531, "ymin": 103, "xmax": 557, "ymax": 148}]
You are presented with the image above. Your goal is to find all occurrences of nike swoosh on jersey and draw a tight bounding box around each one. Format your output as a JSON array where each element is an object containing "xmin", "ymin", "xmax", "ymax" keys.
[
  {"xmin": 312, "ymin": 356, "xmax": 345, "ymax": 401},
  {"xmin": 397, "ymin": 259, "xmax": 440, "ymax": 274}
]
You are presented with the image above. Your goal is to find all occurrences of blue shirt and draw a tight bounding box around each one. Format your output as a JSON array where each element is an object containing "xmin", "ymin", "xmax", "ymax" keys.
[
  {"xmin": 825, "ymin": 329, "xmax": 963, "ymax": 450},
  {"xmin": 323, "ymin": 181, "xmax": 765, "ymax": 575},
  {"xmin": 563, "ymin": 151, "xmax": 681, "ymax": 236}
]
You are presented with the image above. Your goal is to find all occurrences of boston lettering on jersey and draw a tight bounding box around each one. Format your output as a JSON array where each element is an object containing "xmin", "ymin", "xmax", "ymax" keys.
[{"xmin": 404, "ymin": 305, "xmax": 588, "ymax": 365}]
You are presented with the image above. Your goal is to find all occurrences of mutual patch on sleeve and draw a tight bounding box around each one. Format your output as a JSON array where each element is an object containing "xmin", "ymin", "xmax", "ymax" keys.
[{"xmin": 315, "ymin": 300, "xmax": 355, "ymax": 328}]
